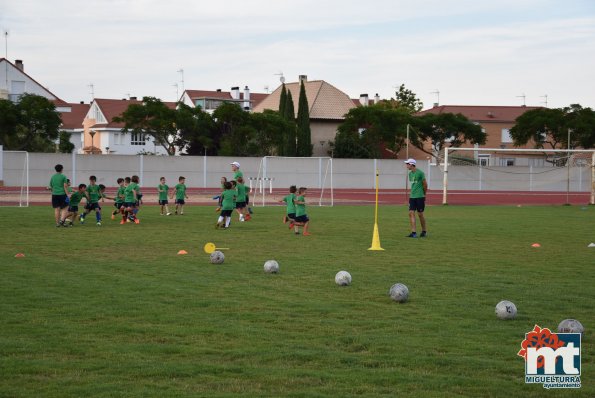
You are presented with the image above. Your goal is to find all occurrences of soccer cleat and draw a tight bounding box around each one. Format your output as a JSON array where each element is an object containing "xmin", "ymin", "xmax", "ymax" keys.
[
  {"xmin": 406, "ymin": 232, "xmax": 417, "ymax": 238},
  {"xmin": 289, "ymin": 222, "xmax": 295, "ymax": 230},
  {"xmin": 303, "ymin": 232, "xmax": 311, "ymax": 236},
  {"xmin": 134, "ymin": 218, "xmax": 140, "ymax": 224},
  {"xmin": 120, "ymin": 220, "xmax": 125, "ymax": 224},
  {"xmin": 166, "ymin": 212, "xmax": 171, "ymax": 216},
  {"xmin": 420, "ymin": 231, "xmax": 427, "ymax": 238},
  {"xmin": 245, "ymin": 214, "xmax": 251, "ymax": 221}
]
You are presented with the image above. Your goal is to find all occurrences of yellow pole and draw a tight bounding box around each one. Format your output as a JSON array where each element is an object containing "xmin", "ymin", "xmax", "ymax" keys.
[{"xmin": 368, "ymin": 169, "xmax": 384, "ymax": 251}]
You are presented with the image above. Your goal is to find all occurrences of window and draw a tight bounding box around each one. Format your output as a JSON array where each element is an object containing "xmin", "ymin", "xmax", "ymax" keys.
[
  {"xmin": 478, "ymin": 154, "xmax": 490, "ymax": 166},
  {"xmin": 130, "ymin": 132, "xmax": 146, "ymax": 145},
  {"xmin": 500, "ymin": 158, "xmax": 515, "ymax": 167},
  {"xmin": 501, "ymin": 128, "xmax": 513, "ymax": 143},
  {"xmin": 195, "ymin": 99, "xmax": 205, "ymax": 109}
]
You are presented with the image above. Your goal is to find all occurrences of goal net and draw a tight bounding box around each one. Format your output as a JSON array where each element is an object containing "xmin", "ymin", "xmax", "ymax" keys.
[
  {"xmin": 0, "ymin": 150, "xmax": 29, "ymax": 207},
  {"xmin": 253, "ymin": 156, "xmax": 334, "ymax": 206},
  {"xmin": 439, "ymin": 147, "xmax": 595, "ymax": 205}
]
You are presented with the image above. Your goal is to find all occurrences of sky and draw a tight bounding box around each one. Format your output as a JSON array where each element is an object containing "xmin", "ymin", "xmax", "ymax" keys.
[{"xmin": 1, "ymin": 0, "xmax": 594, "ymax": 109}]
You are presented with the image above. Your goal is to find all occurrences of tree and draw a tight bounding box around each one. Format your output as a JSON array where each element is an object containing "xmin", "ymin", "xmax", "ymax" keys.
[
  {"xmin": 0, "ymin": 94, "xmax": 63, "ymax": 152},
  {"xmin": 410, "ymin": 112, "xmax": 486, "ymax": 159},
  {"xmin": 175, "ymin": 103, "xmax": 216, "ymax": 155},
  {"xmin": 296, "ymin": 80, "xmax": 312, "ymax": 156},
  {"xmin": 248, "ymin": 110, "xmax": 292, "ymax": 156},
  {"xmin": 58, "ymin": 131, "xmax": 75, "ymax": 153},
  {"xmin": 510, "ymin": 104, "xmax": 595, "ymax": 150},
  {"xmin": 112, "ymin": 96, "xmax": 178, "ymax": 155},
  {"xmin": 278, "ymin": 84, "xmax": 287, "ymax": 114},
  {"xmin": 283, "ymin": 91, "xmax": 297, "ymax": 156},
  {"xmin": 393, "ymin": 84, "xmax": 424, "ymax": 113},
  {"xmin": 213, "ymin": 102, "xmax": 253, "ymax": 156}
]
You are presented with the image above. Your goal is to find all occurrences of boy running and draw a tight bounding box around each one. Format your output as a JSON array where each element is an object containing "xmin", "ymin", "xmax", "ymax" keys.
[
  {"xmin": 280, "ymin": 185, "xmax": 297, "ymax": 225},
  {"xmin": 111, "ymin": 178, "xmax": 126, "ymax": 220},
  {"xmin": 235, "ymin": 176, "xmax": 250, "ymax": 221},
  {"xmin": 292, "ymin": 187, "xmax": 311, "ymax": 236},
  {"xmin": 158, "ymin": 177, "xmax": 171, "ymax": 215},
  {"xmin": 48, "ymin": 164, "xmax": 69, "ymax": 227},
  {"xmin": 80, "ymin": 175, "xmax": 103, "ymax": 226},
  {"xmin": 64, "ymin": 183, "xmax": 88, "ymax": 226},
  {"xmin": 122, "ymin": 175, "xmax": 140, "ymax": 224},
  {"xmin": 172, "ymin": 176, "xmax": 188, "ymax": 215},
  {"xmin": 216, "ymin": 181, "xmax": 235, "ymax": 229}
]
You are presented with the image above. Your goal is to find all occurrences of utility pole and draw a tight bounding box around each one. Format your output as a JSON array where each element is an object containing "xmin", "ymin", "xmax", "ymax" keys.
[
  {"xmin": 516, "ymin": 93, "xmax": 526, "ymax": 106},
  {"xmin": 540, "ymin": 94, "xmax": 548, "ymax": 108},
  {"xmin": 430, "ymin": 89, "xmax": 440, "ymax": 106},
  {"xmin": 88, "ymin": 83, "xmax": 95, "ymax": 100},
  {"xmin": 177, "ymin": 68, "xmax": 184, "ymax": 93}
]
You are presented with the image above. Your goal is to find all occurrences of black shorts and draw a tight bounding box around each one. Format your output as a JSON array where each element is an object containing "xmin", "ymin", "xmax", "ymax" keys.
[
  {"xmin": 409, "ymin": 197, "xmax": 426, "ymax": 212},
  {"xmin": 175, "ymin": 199, "xmax": 185, "ymax": 205},
  {"xmin": 295, "ymin": 215, "xmax": 309, "ymax": 223},
  {"xmin": 115, "ymin": 202, "xmax": 124, "ymax": 209},
  {"xmin": 235, "ymin": 201, "xmax": 246, "ymax": 209},
  {"xmin": 287, "ymin": 213, "xmax": 296, "ymax": 220},
  {"xmin": 123, "ymin": 202, "xmax": 136, "ymax": 208},
  {"xmin": 159, "ymin": 199, "xmax": 169, "ymax": 205},
  {"xmin": 52, "ymin": 194, "xmax": 68, "ymax": 209},
  {"xmin": 68, "ymin": 205, "xmax": 79, "ymax": 213},
  {"xmin": 220, "ymin": 209, "xmax": 233, "ymax": 217},
  {"xmin": 86, "ymin": 202, "xmax": 101, "ymax": 211}
]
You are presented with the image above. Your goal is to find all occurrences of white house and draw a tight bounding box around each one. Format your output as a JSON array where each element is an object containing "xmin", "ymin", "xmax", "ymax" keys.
[
  {"xmin": 81, "ymin": 98, "xmax": 176, "ymax": 155},
  {"xmin": 180, "ymin": 86, "xmax": 268, "ymax": 113}
]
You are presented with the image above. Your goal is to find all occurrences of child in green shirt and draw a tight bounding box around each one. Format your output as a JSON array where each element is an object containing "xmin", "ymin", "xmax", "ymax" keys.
[
  {"xmin": 80, "ymin": 175, "xmax": 104, "ymax": 226},
  {"xmin": 64, "ymin": 183, "xmax": 88, "ymax": 226},
  {"xmin": 216, "ymin": 181, "xmax": 236, "ymax": 229},
  {"xmin": 280, "ymin": 185, "xmax": 297, "ymax": 225},
  {"xmin": 292, "ymin": 187, "xmax": 311, "ymax": 236},
  {"xmin": 172, "ymin": 176, "xmax": 188, "ymax": 215},
  {"xmin": 158, "ymin": 177, "xmax": 171, "ymax": 216},
  {"xmin": 48, "ymin": 163, "xmax": 69, "ymax": 227}
]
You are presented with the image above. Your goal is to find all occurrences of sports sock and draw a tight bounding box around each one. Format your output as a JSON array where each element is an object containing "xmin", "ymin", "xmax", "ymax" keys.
[{"xmin": 225, "ymin": 217, "xmax": 231, "ymax": 228}]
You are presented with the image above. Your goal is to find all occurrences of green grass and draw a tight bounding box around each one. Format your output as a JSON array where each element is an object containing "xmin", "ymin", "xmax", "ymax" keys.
[{"xmin": 1, "ymin": 204, "xmax": 593, "ymax": 397}]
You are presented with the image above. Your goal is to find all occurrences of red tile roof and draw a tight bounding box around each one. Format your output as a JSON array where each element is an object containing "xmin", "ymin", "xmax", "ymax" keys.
[
  {"xmin": 91, "ymin": 98, "xmax": 176, "ymax": 128},
  {"xmin": 58, "ymin": 102, "xmax": 90, "ymax": 130},
  {"xmin": 417, "ymin": 105, "xmax": 542, "ymax": 122}
]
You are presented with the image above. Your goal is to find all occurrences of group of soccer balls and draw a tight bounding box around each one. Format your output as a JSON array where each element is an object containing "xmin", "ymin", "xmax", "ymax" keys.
[{"xmin": 207, "ymin": 253, "xmax": 583, "ymax": 333}]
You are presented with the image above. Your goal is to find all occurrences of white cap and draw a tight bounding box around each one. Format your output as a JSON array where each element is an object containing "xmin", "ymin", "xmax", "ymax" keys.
[
  {"xmin": 404, "ymin": 158, "xmax": 416, "ymax": 165},
  {"xmin": 230, "ymin": 161, "xmax": 240, "ymax": 168}
]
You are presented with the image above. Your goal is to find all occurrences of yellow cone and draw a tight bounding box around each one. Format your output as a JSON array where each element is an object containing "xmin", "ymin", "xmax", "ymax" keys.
[{"xmin": 368, "ymin": 223, "xmax": 384, "ymax": 251}]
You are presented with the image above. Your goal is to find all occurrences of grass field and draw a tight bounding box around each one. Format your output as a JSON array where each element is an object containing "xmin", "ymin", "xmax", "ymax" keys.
[{"xmin": 1, "ymin": 204, "xmax": 593, "ymax": 397}]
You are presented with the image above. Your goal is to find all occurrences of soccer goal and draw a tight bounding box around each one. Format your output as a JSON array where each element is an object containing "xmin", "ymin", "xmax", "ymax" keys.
[
  {"xmin": 253, "ymin": 156, "xmax": 334, "ymax": 206},
  {"xmin": 0, "ymin": 150, "xmax": 29, "ymax": 207},
  {"xmin": 440, "ymin": 147, "xmax": 595, "ymax": 205}
]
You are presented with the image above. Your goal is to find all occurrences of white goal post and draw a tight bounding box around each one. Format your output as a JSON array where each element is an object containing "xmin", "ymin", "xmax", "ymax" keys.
[
  {"xmin": 0, "ymin": 150, "xmax": 30, "ymax": 207},
  {"xmin": 441, "ymin": 147, "xmax": 595, "ymax": 205},
  {"xmin": 253, "ymin": 156, "xmax": 334, "ymax": 206}
]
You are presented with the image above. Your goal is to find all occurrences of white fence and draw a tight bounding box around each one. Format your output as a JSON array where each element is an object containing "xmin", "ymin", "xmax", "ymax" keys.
[{"xmin": 1, "ymin": 151, "xmax": 594, "ymax": 192}]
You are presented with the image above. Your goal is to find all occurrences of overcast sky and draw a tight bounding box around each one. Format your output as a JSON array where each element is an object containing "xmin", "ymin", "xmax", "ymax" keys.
[{"xmin": 1, "ymin": 0, "xmax": 594, "ymax": 109}]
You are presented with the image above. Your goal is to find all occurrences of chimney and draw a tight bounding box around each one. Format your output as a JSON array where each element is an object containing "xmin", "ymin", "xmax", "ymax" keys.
[
  {"xmin": 433, "ymin": 102, "xmax": 439, "ymax": 108},
  {"xmin": 359, "ymin": 94, "xmax": 369, "ymax": 106},
  {"xmin": 231, "ymin": 86, "xmax": 240, "ymax": 100},
  {"xmin": 80, "ymin": 101, "xmax": 84, "ymax": 104},
  {"xmin": 130, "ymin": 96, "xmax": 137, "ymax": 101},
  {"xmin": 243, "ymin": 86, "xmax": 251, "ymax": 110},
  {"xmin": 374, "ymin": 93, "xmax": 380, "ymax": 104},
  {"xmin": 299, "ymin": 75, "xmax": 307, "ymax": 84},
  {"xmin": 15, "ymin": 59, "xmax": 24, "ymax": 71},
  {"xmin": 216, "ymin": 89, "xmax": 222, "ymax": 92}
]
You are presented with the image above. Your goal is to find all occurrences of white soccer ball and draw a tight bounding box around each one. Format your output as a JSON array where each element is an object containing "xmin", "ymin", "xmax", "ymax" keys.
[
  {"xmin": 495, "ymin": 300, "xmax": 517, "ymax": 320},
  {"xmin": 335, "ymin": 271, "xmax": 352, "ymax": 286},
  {"xmin": 264, "ymin": 260, "xmax": 280, "ymax": 274},
  {"xmin": 557, "ymin": 319, "xmax": 584, "ymax": 334},
  {"xmin": 210, "ymin": 250, "xmax": 225, "ymax": 264},
  {"xmin": 389, "ymin": 283, "xmax": 409, "ymax": 303}
]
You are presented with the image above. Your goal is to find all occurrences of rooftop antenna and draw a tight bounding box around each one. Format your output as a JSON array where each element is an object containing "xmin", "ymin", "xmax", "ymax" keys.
[
  {"xmin": 264, "ymin": 85, "xmax": 269, "ymax": 94},
  {"xmin": 540, "ymin": 94, "xmax": 548, "ymax": 108},
  {"xmin": 173, "ymin": 82, "xmax": 179, "ymax": 101},
  {"xmin": 125, "ymin": 93, "xmax": 131, "ymax": 100},
  {"xmin": 88, "ymin": 83, "xmax": 95, "ymax": 100},
  {"xmin": 274, "ymin": 71, "xmax": 285, "ymax": 84},
  {"xmin": 430, "ymin": 89, "xmax": 440, "ymax": 106},
  {"xmin": 516, "ymin": 93, "xmax": 526, "ymax": 106},
  {"xmin": 177, "ymin": 68, "xmax": 184, "ymax": 93}
]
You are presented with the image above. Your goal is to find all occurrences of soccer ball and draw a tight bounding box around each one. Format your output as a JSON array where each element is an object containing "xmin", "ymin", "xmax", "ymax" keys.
[
  {"xmin": 495, "ymin": 300, "xmax": 517, "ymax": 320},
  {"xmin": 335, "ymin": 271, "xmax": 352, "ymax": 286},
  {"xmin": 557, "ymin": 319, "xmax": 584, "ymax": 334},
  {"xmin": 389, "ymin": 283, "xmax": 409, "ymax": 303},
  {"xmin": 210, "ymin": 250, "xmax": 225, "ymax": 264},
  {"xmin": 264, "ymin": 260, "xmax": 279, "ymax": 274}
]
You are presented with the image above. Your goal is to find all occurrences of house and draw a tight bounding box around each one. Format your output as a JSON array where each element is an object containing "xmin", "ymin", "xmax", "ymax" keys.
[
  {"xmin": 253, "ymin": 76, "xmax": 357, "ymax": 156},
  {"xmin": 411, "ymin": 105, "xmax": 542, "ymax": 165},
  {"xmin": 181, "ymin": 86, "xmax": 268, "ymax": 113},
  {"xmin": 82, "ymin": 98, "xmax": 177, "ymax": 155},
  {"xmin": 58, "ymin": 101, "xmax": 91, "ymax": 154},
  {"xmin": 0, "ymin": 58, "xmax": 62, "ymax": 102}
]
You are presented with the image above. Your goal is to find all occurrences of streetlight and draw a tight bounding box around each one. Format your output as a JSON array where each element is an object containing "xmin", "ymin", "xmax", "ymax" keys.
[
  {"xmin": 105, "ymin": 146, "xmax": 109, "ymax": 154},
  {"xmin": 89, "ymin": 131, "xmax": 96, "ymax": 154}
]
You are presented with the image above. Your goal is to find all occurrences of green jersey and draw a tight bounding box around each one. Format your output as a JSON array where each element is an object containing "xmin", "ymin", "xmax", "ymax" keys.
[
  {"xmin": 408, "ymin": 169, "xmax": 426, "ymax": 199},
  {"xmin": 295, "ymin": 195, "xmax": 306, "ymax": 217},
  {"xmin": 115, "ymin": 186, "xmax": 126, "ymax": 204},
  {"xmin": 175, "ymin": 183, "xmax": 186, "ymax": 200},
  {"xmin": 69, "ymin": 191, "xmax": 86, "ymax": 207},
  {"xmin": 49, "ymin": 173, "xmax": 68, "ymax": 195},
  {"xmin": 158, "ymin": 184, "xmax": 169, "ymax": 201},
  {"xmin": 283, "ymin": 193, "xmax": 296, "ymax": 214},
  {"xmin": 236, "ymin": 183, "xmax": 248, "ymax": 202},
  {"xmin": 124, "ymin": 182, "xmax": 138, "ymax": 203},
  {"xmin": 221, "ymin": 189, "xmax": 236, "ymax": 211},
  {"xmin": 87, "ymin": 184, "xmax": 101, "ymax": 203},
  {"xmin": 233, "ymin": 170, "xmax": 243, "ymax": 181}
]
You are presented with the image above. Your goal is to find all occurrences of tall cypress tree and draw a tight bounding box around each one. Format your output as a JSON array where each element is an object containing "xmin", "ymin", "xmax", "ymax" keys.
[
  {"xmin": 296, "ymin": 80, "xmax": 312, "ymax": 156},
  {"xmin": 278, "ymin": 83, "xmax": 287, "ymax": 114},
  {"xmin": 284, "ymin": 91, "xmax": 297, "ymax": 156}
]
